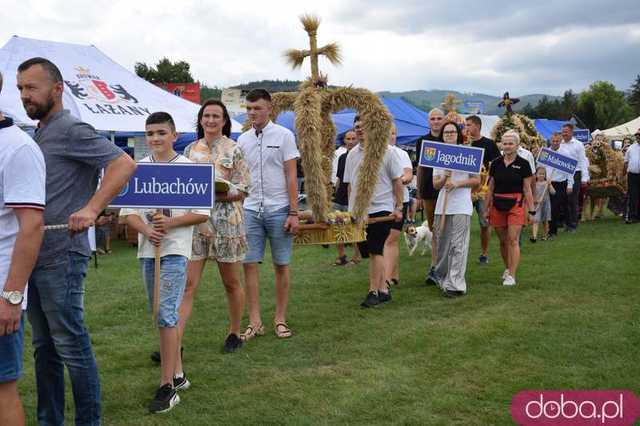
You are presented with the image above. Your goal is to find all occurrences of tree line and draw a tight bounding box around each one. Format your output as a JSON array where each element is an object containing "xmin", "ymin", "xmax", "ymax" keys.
[
  {"xmin": 521, "ymin": 77, "xmax": 639, "ymax": 131},
  {"xmin": 135, "ymin": 58, "xmax": 640, "ymax": 131}
]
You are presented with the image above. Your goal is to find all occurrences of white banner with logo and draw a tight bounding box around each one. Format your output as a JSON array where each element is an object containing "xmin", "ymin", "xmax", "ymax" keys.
[{"xmin": 0, "ymin": 36, "xmax": 241, "ymax": 133}]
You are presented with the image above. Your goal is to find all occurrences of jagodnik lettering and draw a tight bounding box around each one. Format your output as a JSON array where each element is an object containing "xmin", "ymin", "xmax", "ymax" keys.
[{"xmin": 434, "ymin": 151, "xmax": 478, "ymax": 167}]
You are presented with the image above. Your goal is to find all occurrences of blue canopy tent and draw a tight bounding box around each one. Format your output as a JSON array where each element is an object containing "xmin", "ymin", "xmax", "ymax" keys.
[
  {"xmin": 235, "ymin": 96, "xmax": 430, "ymax": 147},
  {"xmin": 534, "ymin": 119, "xmax": 591, "ymax": 144}
]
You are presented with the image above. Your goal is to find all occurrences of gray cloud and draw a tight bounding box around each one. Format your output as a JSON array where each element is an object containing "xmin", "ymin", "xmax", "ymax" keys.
[
  {"xmin": 331, "ymin": 0, "xmax": 640, "ymax": 39},
  {"xmin": 1, "ymin": 0, "xmax": 638, "ymax": 97}
]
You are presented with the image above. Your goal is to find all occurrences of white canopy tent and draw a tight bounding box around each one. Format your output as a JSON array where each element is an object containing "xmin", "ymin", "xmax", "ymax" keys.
[
  {"xmin": 592, "ymin": 116, "xmax": 640, "ymax": 139},
  {"xmin": 0, "ymin": 36, "xmax": 241, "ymax": 133}
]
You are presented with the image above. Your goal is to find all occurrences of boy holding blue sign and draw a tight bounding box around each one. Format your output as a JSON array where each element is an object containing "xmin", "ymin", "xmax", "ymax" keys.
[{"xmin": 120, "ymin": 112, "xmax": 209, "ymax": 414}]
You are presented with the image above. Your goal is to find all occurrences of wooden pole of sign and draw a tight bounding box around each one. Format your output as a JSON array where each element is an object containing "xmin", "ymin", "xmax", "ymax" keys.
[
  {"xmin": 367, "ymin": 215, "xmax": 396, "ymax": 224},
  {"xmin": 438, "ymin": 176, "xmax": 450, "ymax": 238},
  {"xmin": 152, "ymin": 209, "xmax": 161, "ymax": 325}
]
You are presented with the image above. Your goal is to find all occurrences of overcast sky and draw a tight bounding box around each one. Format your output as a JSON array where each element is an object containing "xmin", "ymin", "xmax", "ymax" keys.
[{"xmin": 3, "ymin": 0, "xmax": 640, "ymax": 96}]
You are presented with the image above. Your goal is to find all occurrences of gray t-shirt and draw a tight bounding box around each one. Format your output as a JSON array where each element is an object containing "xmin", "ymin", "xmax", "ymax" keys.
[{"xmin": 34, "ymin": 110, "xmax": 123, "ymax": 265}]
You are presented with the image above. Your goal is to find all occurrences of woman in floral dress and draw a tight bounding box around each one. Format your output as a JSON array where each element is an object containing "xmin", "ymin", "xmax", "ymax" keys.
[{"xmin": 179, "ymin": 99, "xmax": 251, "ymax": 358}]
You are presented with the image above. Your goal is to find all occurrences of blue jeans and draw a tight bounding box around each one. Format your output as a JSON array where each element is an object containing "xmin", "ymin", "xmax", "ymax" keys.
[
  {"xmin": 0, "ymin": 312, "xmax": 24, "ymax": 383},
  {"xmin": 244, "ymin": 207, "xmax": 294, "ymax": 265},
  {"xmin": 140, "ymin": 255, "xmax": 188, "ymax": 328},
  {"xmin": 28, "ymin": 252, "xmax": 101, "ymax": 426}
]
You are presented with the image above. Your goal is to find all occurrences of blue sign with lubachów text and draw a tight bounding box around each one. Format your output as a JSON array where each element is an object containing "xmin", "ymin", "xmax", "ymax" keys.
[
  {"xmin": 110, "ymin": 163, "xmax": 214, "ymax": 209},
  {"xmin": 536, "ymin": 147, "xmax": 577, "ymax": 176},
  {"xmin": 418, "ymin": 141, "xmax": 484, "ymax": 174}
]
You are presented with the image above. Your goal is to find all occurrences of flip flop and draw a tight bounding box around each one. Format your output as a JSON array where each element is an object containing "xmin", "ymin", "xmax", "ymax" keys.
[
  {"xmin": 240, "ymin": 323, "xmax": 264, "ymax": 341},
  {"xmin": 274, "ymin": 322, "xmax": 292, "ymax": 339}
]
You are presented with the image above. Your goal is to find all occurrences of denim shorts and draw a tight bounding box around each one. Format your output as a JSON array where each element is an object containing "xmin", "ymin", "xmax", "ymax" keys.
[
  {"xmin": 0, "ymin": 312, "xmax": 25, "ymax": 383},
  {"xmin": 244, "ymin": 207, "xmax": 294, "ymax": 265},
  {"xmin": 140, "ymin": 255, "xmax": 188, "ymax": 328}
]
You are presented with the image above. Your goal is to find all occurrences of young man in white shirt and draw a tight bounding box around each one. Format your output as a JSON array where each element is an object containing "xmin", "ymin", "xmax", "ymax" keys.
[
  {"xmin": 121, "ymin": 112, "xmax": 209, "ymax": 414},
  {"xmin": 344, "ymin": 116, "xmax": 403, "ymax": 308},
  {"xmin": 0, "ymin": 70, "xmax": 46, "ymax": 426},
  {"xmin": 561, "ymin": 123, "xmax": 590, "ymax": 231},
  {"xmin": 237, "ymin": 89, "xmax": 300, "ymax": 339},
  {"xmin": 624, "ymin": 130, "xmax": 640, "ymax": 223}
]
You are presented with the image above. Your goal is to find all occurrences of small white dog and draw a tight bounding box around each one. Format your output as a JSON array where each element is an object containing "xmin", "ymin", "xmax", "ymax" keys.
[{"xmin": 404, "ymin": 221, "xmax": 433, "ymax": 256}]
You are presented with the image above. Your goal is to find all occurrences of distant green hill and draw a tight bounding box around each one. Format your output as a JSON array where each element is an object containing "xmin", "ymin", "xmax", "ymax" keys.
[
  {"xmin": 378, "ymin": 90, "xmax": 561, "ymax": 115},
  {"xmin": 231, "ymin": 80, "xmax": 302, "ymax": 92},
  {"xmin": 230, "ymin": 81, "xmax": 560, "ymax": 115}
]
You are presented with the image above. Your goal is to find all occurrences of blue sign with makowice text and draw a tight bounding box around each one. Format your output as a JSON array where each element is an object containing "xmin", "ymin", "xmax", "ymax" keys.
[
  {"xmin": 537, "ymin": 147, "xmax": 577, "ymax": 176},
  {"xmin": 574, "ymin": 129, "xmax": 591, "ymax": 144},
  {"xmin": 110, "ymin": 163, "xmax": 214, "ymax": 209},
  {"xmin": 418, "ymin": 141, "xmax": 484, "ymax": 174}
]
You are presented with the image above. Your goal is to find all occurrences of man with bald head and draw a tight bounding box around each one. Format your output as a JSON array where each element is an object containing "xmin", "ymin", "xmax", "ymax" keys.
[
  {"xmin": 416, "ymin": 108, "xmax": 443, "ymax": 283},
  {"xmin": 333, "ymin": 129, "xmax": 359, "ymax": 264}
]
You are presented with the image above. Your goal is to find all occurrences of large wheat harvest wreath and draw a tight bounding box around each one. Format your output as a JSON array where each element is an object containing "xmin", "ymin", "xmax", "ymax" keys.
[{"xmin": 246, "ymin": 15, "xmax": 393, "ymax": 223}]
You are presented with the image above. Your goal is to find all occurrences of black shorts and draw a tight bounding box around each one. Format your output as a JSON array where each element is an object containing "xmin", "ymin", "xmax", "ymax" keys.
[
  {"xmin": 357, "ymin": 211, "xmax": 392, "ymax": 257},
  {"xmin": 390, "ymin": 202, "xmax": 410, "ymax": 231}
]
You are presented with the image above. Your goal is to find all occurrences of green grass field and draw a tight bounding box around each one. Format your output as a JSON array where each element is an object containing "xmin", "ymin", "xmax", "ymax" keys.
[{"xmin": 17, "ymin": 216, "xmax": 640, "ymax": 425}]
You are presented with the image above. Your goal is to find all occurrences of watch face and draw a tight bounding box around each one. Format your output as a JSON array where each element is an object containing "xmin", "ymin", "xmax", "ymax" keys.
[{"xmin": 6, "ymin": 291, "xmax": 22, "ymax": 305}]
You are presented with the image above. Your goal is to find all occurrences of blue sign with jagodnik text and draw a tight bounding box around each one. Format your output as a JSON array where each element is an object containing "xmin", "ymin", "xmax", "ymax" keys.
[
  {"xmin": 536, "ymin": 147, "xmax": 578, "ymax": 176},
  {"xmin": 418, "ymin": 141, "xmax": 484, "ymax": 174},
  {"xmin": 110, "ymin": 163, "xmax": 214, "ymax": 209}
]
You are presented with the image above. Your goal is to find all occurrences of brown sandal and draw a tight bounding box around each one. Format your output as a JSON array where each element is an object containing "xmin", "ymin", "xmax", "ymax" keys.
[
  {"xmin": 274, "ymin": 322, "xmax": 293, "ymax": 339},
  {"xmin": 240, "ymin": 323, "xmax": 264, "ymax": 341}
]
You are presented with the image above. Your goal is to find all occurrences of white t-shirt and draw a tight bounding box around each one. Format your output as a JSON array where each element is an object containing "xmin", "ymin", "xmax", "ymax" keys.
[
  {"xmin": 237, "ymin": 121, "xmax": 300, "ymax": 212},
  {"xmin": 562, "ymin": 138, "xmax": 590, "ymax": 182},
  {"xmin": 331, "ymin": 146, "xmax": 347, "ymax": 185},
  {"xmin": 392, "ymin": 145, "xmax": 413, "ymax": 203},
  {"xmin": 119, "ymin": 155, "xmax": 210, "ymax": 259},
  {"xmin": 517, "ymin": 146, "xmax": 536, "ymax": 177},
  {"xmin": 433, "ymin": 169, "xmax": 475, "ymax": 216},
  {"xmin": 343, "ymin": 144, "xmax": 403, "ymax": 214},
  {"xmin": 0, "ymin": 120, "xmax": 46, "ymax": 309},
  {"xmin": 624, "ymin": 143, "xmax": 640, "ymax": 174}
]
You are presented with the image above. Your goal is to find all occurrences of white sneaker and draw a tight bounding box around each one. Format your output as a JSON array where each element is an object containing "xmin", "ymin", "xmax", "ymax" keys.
[
  {"xmin": 502, "ymin": 274, "xmax": 516, "ymax": 286},
  {"xmin": 502, "ymin": 269, "xmax": 510, "ymax": 280}
]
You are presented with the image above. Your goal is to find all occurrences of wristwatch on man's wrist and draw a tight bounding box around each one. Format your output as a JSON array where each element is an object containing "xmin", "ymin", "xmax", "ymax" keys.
[{"xmin": 1, "ymin": 290, "xmax": 24, "ymax": 305}]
